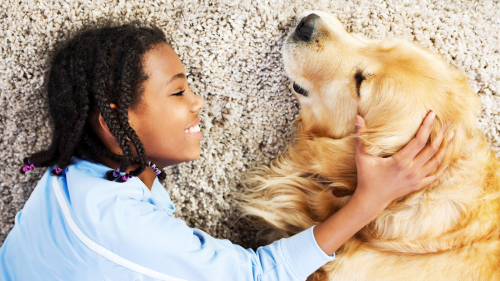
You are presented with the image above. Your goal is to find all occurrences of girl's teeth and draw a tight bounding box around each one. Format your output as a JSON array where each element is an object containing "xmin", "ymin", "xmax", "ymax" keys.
[{"xmin": 185, "ymin": 124, "xmax": 201, "ymax": 134}]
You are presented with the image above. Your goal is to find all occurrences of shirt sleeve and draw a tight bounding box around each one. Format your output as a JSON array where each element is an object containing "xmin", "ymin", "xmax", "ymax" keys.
[
  {"xmin": 190, "ymin": 225, "xmax": 335, "ymax": 281},
  {"xmin": 86, "ymin": 183, "xmax": 335, "ymax": 281}
]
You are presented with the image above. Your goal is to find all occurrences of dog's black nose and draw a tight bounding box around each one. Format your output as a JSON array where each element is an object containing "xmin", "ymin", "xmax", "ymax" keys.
[{"xmin": 296, "ymin": 13, "xmax": 320, "ymax": 41}]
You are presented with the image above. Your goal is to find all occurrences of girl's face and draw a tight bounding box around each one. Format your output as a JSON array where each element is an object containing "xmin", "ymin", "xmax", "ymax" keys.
[{"xmin": 128, "ymin": 42, "xmax": 204, "ymax": 168}]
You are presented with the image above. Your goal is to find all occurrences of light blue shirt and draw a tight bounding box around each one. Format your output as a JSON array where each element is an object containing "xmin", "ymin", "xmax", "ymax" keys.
[{"xmin": 0, "ymin": 157, "xmax": 334, "ymax": 280}]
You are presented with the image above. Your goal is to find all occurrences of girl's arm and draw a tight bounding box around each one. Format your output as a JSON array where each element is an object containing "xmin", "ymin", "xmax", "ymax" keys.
[{"xmin": 314, "ymin": 111, "xmax": 453, "ymax": 256}]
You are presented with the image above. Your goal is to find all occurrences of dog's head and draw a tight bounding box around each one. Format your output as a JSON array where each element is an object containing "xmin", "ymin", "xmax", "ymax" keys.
[{"xmin": 283, "ymin": 11, "xmax": 479, "ymax": 156}]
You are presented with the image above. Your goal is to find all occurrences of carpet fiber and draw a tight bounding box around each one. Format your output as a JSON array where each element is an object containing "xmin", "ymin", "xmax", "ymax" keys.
[{"xmin": 1, "ymin": 0, "xmax": 499, "ymax": 248}]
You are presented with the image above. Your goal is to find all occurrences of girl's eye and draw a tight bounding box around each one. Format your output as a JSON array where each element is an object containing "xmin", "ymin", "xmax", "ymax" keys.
[{"xmin": 173, "ymin": 89, "xmax": 186, "ymax": 96}]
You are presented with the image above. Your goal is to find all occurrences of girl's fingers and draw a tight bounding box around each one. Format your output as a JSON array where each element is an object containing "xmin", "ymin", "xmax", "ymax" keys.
[
  {"xmin": 395, "ymin": 111, "xmax": 436, "ymax": 164},
  {"xmin": 417, "ymin": 161, "xmax": 450, "ymax": 190},
  {"xmin": 414, "ymin": 122, "xmax": 450, "ymax": 168},
  {"xmin": 354, "ymin": 115, "xmax": 369, "ymax": 158},
  {"xmin": 420, "ymin": 130, "xmax": 454, "ymax": 176}
]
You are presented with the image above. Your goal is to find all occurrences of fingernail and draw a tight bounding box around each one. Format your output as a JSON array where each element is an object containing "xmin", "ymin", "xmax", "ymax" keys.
[
  {"xmin": 430, "ymin": 111, "xmax": 436, "ymax": 121},
  {"xmin": 448, "ymin": 131, "xmax": 455, "ymax": 142},
  {"xmin": 355, "ymin": 116, "xmax": 360, "ymax": 126}
]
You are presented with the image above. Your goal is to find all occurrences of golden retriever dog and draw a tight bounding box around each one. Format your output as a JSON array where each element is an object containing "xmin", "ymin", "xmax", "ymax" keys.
[{"xmin": 241, "ymin": 11, "xmax": 500, "ymax": 280}]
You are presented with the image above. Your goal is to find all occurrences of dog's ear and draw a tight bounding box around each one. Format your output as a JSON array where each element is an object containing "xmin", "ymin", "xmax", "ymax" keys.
[
  {"xmin": 358, "ymin": 72, "xmax": 431, "ymax": 158},
  {"xmin": 359, "ymin": 48, "xmax": 479, "ymax": 167}
]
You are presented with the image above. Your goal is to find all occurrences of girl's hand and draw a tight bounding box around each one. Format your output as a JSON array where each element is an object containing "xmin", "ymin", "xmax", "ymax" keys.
[
  {"xmin": 313, "ymin": 111, "xmax": 453, "ymax": 256},
  {"xmin": 352, "ymin": 111, "xmax": 453, "ymax": 215}
]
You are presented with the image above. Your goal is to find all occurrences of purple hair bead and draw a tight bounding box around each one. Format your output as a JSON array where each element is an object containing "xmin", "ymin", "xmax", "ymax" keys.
[
  {"xmin": 148, "ymin": 161, "xmax": 162, "ymax": 176},
  {"xmin": 22, "ymin": 160, "xmax": 35, "ymax": 172},
  {"xmin": 112, "ymin": 167, "xmax": 120, "ymax": 178},
  {"xmin": 121, "ymin": 173, "xmax": 133, "ymax": 181},
  {"xmin": 55, "ymin": 168, "xmax": 62, "ymax": 175}
]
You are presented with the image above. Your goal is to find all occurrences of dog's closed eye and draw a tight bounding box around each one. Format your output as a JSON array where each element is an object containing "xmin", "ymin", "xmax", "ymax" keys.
[
  {"xmin": 355, "ymin": 71, "xmax": 365, "ymax": 98},
  {"xmin": 293, "ymin": 82, "xmax": 309, "ymax": 97}
]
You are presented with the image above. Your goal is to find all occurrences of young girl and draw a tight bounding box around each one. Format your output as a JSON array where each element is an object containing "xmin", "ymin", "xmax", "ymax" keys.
[{"xmin": 0, "ymin": 23, "xmax": 451, "ymax": 281}]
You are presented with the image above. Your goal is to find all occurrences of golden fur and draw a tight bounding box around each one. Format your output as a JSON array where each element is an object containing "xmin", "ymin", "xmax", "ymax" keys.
[{"xmin": 241, "ymin": 11, "xmax": 500, "ymax": 280}]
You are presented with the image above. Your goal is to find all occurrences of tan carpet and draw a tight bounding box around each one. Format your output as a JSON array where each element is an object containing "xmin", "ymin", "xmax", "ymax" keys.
[{"xmin": 1, "ymin": 0, "xmax": 499, "ymax": 248}]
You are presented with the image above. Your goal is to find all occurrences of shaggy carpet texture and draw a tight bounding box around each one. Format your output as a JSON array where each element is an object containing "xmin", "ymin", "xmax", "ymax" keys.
[{"xmin": 1, "ymin": 0, "xmax": 499, "ymax": 249}]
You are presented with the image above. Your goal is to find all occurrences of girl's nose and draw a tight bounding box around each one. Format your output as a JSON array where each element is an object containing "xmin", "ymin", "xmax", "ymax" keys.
[{"xmin": 191, "ymin": 91, "xmax": 205, "ymax": 112}]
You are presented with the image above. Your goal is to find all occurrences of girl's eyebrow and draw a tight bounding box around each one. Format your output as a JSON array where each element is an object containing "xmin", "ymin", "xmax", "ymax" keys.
[{"xmin": 166, "ymin": 73, "xmax": 186, "ymax": 86}]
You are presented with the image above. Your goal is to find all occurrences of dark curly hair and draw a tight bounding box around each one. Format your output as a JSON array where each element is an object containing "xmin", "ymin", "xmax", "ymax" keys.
[{"xmin": 20, "ymin": 22, "xmax": 168, "ymax": 181}]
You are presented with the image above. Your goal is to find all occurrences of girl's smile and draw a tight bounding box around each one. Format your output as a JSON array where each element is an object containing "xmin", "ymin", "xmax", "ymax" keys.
[{"xmin": 184, "ymin": 118, "xmax": 202, "ymax": 137}]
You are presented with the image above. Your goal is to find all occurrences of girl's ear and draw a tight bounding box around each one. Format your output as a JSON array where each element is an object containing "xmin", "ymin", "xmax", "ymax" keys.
[
  {"xmin": 98, "ymin": 103, "xmax": 119, "ymax": 139},
  {"xmin": 98, "ymin": 112, "xmax": 114, "ymax": 139}
]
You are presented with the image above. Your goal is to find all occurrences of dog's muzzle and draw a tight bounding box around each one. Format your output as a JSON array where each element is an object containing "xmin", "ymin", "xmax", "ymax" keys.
[{"xmin": 296, "ymin": 13, "xmax": 319, "ymax": 41}]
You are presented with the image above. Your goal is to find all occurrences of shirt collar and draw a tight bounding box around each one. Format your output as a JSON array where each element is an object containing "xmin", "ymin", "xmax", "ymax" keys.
[{"xmin": 150, "ymin": 177, "xmax": 176, "ymax": 216}]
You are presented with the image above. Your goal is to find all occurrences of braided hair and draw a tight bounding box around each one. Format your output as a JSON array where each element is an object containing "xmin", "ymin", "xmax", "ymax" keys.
[{"xmin": 20, "ymin": 22, "xmax": 168, "ymax": 181}]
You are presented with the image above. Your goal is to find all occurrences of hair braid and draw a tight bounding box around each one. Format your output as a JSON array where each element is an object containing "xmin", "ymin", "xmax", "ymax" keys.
[
  {"xmin": 75, "ymin": 30, "xmax": 139, "ymax": 167},
  {"xmin": 90, "ymin": 34, "xmax": 136, "ymax": 174},
  {"xmin": 21, "ymin": 37, "xmax": 78, "ymax": 171},
  {"xmin": 112, "ymin": 36, "xmax": 148, "ymax": 179},
  {"xmin": 52, "ymin": 35, "xmax": 95, "ymax": 174}
]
